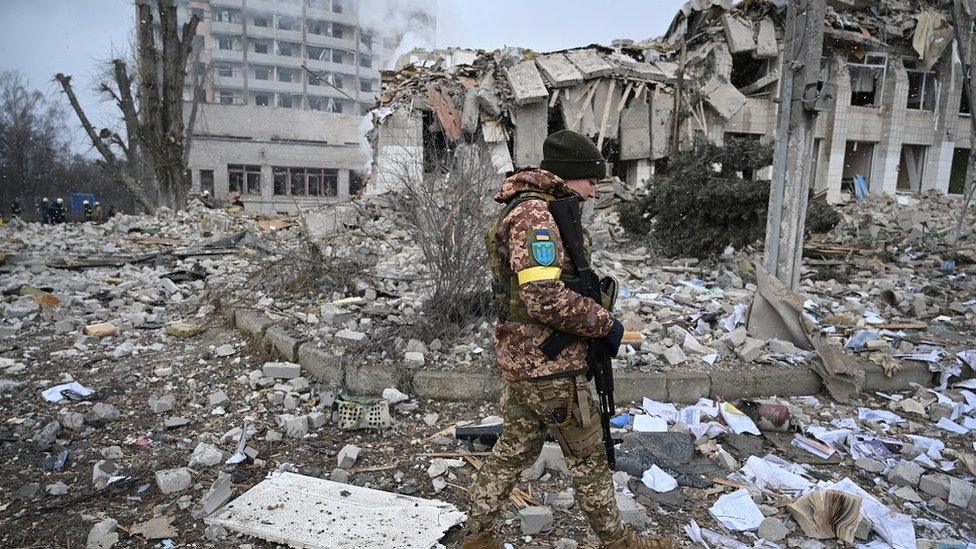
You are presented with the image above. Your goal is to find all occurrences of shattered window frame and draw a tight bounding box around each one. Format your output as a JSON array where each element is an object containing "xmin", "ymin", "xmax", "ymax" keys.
[
  {"xmin": 252, "ymin": 15, "xmax": 269, "ymax": 28},
  {"xmin": 273, "ymin": 167, "xmax": 289, "ymax": 195},
  {"xmin": 729, "ymin": 52, "xmax": 770, "ymax": 91},
  {"xmin": 254, "ymin": 65, "xmax": 272, "ymax": 81},
  {"xmin": 253, "ymin": 40, "xmax": 270, "ymax": 55},
  {"xmin": 216, "ymin": 36, "xmax": 236, "ymax": 51},
  {"xmin": 904, "ymin": 59, "xmax": 938, "ymax": 112},
  {"xmin": 308, "ymin": 45, "xmax": 330, "ymax": 61},
  {"xmin": 278, "ymin": 94, "xmax": 294, "ymax": 108},
  {"xmin": 847, "ymin": 52, "xmax": 887, "ymax": 108},
  {"xmin": 278, "ymin": 67, "xmax": 298, "ymax": 83},
  {"xmin": 199, "ymin": 170, "xmax": 214, "ymax": 195},
  {"xmin": 254, "ymin": 93, "xmax": 271, "ymax": 107},
  {"xmin": 228, "ymin": 164, "xmax": 260, "ymax": 194},
  {"xmin": 360, "ymin": 79, "xmax": 374, "ymax": 93}
]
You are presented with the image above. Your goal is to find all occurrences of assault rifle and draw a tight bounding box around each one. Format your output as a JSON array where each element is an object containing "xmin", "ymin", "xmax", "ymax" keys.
[{"xmin": 540, "ymin": 196, "xmax": 621, "ymax": 468}]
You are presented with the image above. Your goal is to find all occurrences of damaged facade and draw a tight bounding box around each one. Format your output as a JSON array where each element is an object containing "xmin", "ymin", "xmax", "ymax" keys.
[
  {"xmin": 369, "ymin": 0, "xmax": 973, "ymax": 204},
  {"xmin": 174, "ymin": 0, "xmax": 436, "ymax": 213}
]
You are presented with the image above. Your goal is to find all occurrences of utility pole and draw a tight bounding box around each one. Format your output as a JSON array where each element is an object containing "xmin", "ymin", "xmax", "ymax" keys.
[{"xmin": 762, "ymin": 0, "xmax": 828, "ymax": 290}]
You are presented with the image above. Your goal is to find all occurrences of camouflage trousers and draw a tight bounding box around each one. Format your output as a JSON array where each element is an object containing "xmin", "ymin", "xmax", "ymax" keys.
[{"xmin": 466, "ymin": 375, "xmax": 624, "ymax": 542}]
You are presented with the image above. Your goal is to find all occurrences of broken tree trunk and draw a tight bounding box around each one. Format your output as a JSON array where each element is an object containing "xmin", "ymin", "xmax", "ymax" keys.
[{"xmin": 135, "ymin": 0, "xmax": 199, "ymax": 211}]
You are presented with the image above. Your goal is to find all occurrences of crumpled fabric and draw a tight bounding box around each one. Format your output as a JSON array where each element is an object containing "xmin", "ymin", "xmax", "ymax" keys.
[
  {"xmin": 912, "ymin": 11, "xmax": 954, "ymax": 70},
  {"xmin": 746, "ymin": 266, "xmax": 866, "ymax": 402}
]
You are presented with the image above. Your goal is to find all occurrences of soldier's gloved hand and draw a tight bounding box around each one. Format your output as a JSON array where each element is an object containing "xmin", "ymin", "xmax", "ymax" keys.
[{"xmin": 602, "ymin": 319, "xmax": 625, "ymax": 357}]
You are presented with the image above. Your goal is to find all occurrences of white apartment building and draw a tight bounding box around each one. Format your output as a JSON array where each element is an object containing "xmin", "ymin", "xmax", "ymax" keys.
[{"xmin": 177, "ymin": 0, "xmax": 435, "ymax": 213}]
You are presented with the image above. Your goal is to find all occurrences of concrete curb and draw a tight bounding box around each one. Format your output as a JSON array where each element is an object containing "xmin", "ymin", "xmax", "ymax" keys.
[{"xmin": 227, "ymin": 306, "xmax": 937, "ymax": 404}]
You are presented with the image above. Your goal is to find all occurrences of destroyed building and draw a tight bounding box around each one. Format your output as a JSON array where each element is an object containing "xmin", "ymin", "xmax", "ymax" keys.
[
  {"xmin": 368, "ymin": 0, "xmax": 972, "ymax": 204},
  {"xmin": 175, "ymin": 0, "xmax": 436, "ymax": 213}
]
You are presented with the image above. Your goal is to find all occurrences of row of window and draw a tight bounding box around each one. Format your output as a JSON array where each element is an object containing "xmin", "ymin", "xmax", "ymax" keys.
[
  {"xmin": 201, "ymin": 0, "xmax": 347, "ymax": 19},
  {"xmin": 213, "ymin": 63, "xmax": 375, "ymax": 92},
  {"xmin": 731, "ymin": 52, "xmax": 971, "ymax": 114},
  {"xmin": 215, "ymin": 36, "xmax": 372, "ymax": 67},
  {"xmin": 215, "ymin": 90, "xmax": 370, "ymax": 113},
  {"xmin": 213, "ymin": 10, "xmax": 361, "ymax": 42},
  {"xmin": 216, "ymin": 165, "xmax": 340, "ymax": 197}
]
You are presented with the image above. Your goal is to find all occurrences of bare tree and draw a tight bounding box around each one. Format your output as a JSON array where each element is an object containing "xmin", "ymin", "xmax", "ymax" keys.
[
  {"xmin": 55, "ymin": 0, "xmax": 199, "ymax": 212},
  {"xmin": 384, "ymin": 135, "xmax": 500, "ymax": 339},
  {"xmin": 0, "ymin": 71, "xmax": 66, "ymax": 209},
  {"xmin": 952, "ymin": 0, "xmax": 976, "ymax": 240}
]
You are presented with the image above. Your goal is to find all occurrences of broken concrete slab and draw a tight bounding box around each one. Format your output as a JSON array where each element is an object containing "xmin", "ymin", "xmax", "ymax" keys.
[
  {"xmin": 703, "ymin": 76, "xmax": 747, "ymax": 120},
  {"xmin": 535, "ymin": 53, "xmax": 584, "ymax": 88},
  {"xmin": 512, "ymin": 101, "xmax": 548, "ymax": 168},
  {"xmin": 723, "ymin": 13, "xmax": 756, "ymax": 54},
  {"xmin": 206, "ymin": 472, "xmax": 465, "ymax": 548},
  {"xmin": 519, "ymin": 505, "xmax": 554, "ymax": 535},
  {"xmin": 755, "ymin": 18, "xmax": 778, "ymax": 57},
  {"xmin": 565, "ymin": 49, "xmax": 615, "ymax": 78},
  {"xmin": 155, "ymin": 467, "xmax": 192, "ymax": 494},
  {"xmin": 505, "ymin": 61, "xmax": 549, "ymax": 106}
]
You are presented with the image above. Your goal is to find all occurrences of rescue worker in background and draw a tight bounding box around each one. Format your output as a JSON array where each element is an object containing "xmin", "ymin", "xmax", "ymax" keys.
[
  {"xmin": 39, "ymin": 197, "xmax": 51, "ymax": 224},
  {"xmin": 94, "ymin": 201, "xmax": 104, "ymax": 223},
  {"xmin": 83, "ymin": 200, "xmax": 93, "ymax": 222},
  {"xmin": 464, "ymin": 130, "xmax": 676, "ymax": 549},
  {"xmin": 11, "ymin": 199, "xmax": 22, "ymax": 219},
  {"xmin": 51, "ymin": 198, "xmax": 67, "ymax": 224}
]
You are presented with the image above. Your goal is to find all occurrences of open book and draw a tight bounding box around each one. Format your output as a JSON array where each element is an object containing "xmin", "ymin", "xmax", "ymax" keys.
[{"xmin": 787, "ymin": 489, "xmax": 862, "ymax": 543}]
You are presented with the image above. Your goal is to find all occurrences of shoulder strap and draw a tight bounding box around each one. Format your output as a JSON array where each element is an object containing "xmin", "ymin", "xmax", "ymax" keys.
[{"xmin": 498, "ymin": 191, "xmax": 554, "ymax": 225}]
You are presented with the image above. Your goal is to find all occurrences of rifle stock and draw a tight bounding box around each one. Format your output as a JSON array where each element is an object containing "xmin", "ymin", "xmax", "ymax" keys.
[{"xmin": 544, "ymin": 196, "xmax": 620, "ymax": 468}]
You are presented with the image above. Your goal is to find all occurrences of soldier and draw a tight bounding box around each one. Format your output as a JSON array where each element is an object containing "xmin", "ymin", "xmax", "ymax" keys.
[
  {"xmin": 83, "ymin": 200, "xmax": 93, "ymax": 222},
  {"xmin": 464, "ymin": 130, "xmax": 675, "ymax": 549}
]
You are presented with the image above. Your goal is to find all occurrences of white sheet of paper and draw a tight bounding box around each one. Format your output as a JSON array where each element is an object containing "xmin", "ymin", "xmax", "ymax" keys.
[
  {"xmin": 720, "ymin": 403, "xmax": 760, "ymax": 435},
  {"xmin": 641, "ymin": 465, "xmax": 678, "ymax": 493},
  {"xmin": 936, "ymin": 417, "xmax": 969, "ymax": 435},
  {"xmin": 858, "ymin": 407, "xmax": 906, "ymax": 425},
  {"xmin": 740, "ymin": 455, "xmax": 812, "ymax": 495},
  {"xmin": 641, "ymin": 398, "xmax": 678, "ymax": 422},
  {"xmin": 632, "ymin": 415, "xmax": 668, "ymax": 433},
  {"xmin": 678, "ymin": 406, "xmax": 702, "ymax": 426},
  {"xmin": 708, "ymin": 488, "xmax": 764, "ymax": 532},
  {"xmin": 41, "ymin": 381, "xmax": 94, "ymax": 402}
]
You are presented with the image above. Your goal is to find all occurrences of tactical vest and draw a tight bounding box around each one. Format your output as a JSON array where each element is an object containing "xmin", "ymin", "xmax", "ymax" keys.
[{"xmin": 486, "ymin": 192, "xmax": 584, "ymax": 323}]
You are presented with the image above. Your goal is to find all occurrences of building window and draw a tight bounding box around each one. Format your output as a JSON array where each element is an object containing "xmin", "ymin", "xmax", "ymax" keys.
[
  {"xmin": 217, "ymin": 64, "xmax": 235, "ymax": 77},
  {"xmin": 360, "ymin": 79, "xmax": 374, "ymax": 92},
  {"xmin": 191, "ymin": 7, "xmax": 205, "ymax": 20},
  {"xmin": 199, "ymin": 170, "xmax": 214, "ymax": 195},
  {"xmin": 277, "ymin": 16, "xmax": 296, "ymax": 31},
  {"xmin": 228, "ymin": 164, "xmax": 260, "ymax": 195},
  {"xmin": 278, "ymin": 94, "xmax": 294, "ymax": 108},
  {"xmin": 277, "ymin": 41, "xmax": 299, "ymax": 57},
  {"xmin": 253, "ymin": 15, "xmax": 269, "ymax": 27},
  {"xmin": 218, "ymin": 90, "xmax": 236, "ymax": 105},
  {"xmin": 332, "ymin": 23, "xmax": 346, "ymax": 39},
  {"xmin": 962, "ymin": 64, "xmax": 972, "ymax": 115},
  {"xmin": 214, "ymin": 8, "xmax": 239, "ymax": 23},
  {"xmin": 905, "ymin": 59, "xmax": 937, "ymax": 111},
  {"xmin": 308, "ymin": 19, "xmax": 327, "ymax": 35},
  {"xmin": 217, "ymin": 37, "xmax": 234, "ymax": 50},
  {"xmin": 359, "ymin": 55, "xmax": 372, "ymax": 69},
  {"xmin": 333, "ymin": 0, "xmax": 343, "ymax": 13},
  {"xmin": 308, "ymin": 46, "xmax": 329, "ymax": 62},
  {"xmin": 253, "ymin": 41, "xmax": 270, "ymax": 54},
  {"xmin": 254, "ymin": 66, "xmax": 271, "ymax": 80},
  {"xmin": 255, "ymin": 93, "xmax": 270, "ymax": 107},
  {"xmin": 360, "ymin": 33, "xmax": 373, "ymax": 50},
  {"xmin": 332, "ymin": 49, "xmax": 344, "ymax": 64},
  {"xmin": 848, "ymin": 53, "xmax": 887, "ymax": 107},
  {"xmin": 278, "ymin": 68, "xmax": 297, "ymax": 83},
  {"xmin": 273, "ymin": 167, "xmax": 288, "ymax": 195},
  {"xmin": 327, "ymin": 98, "xmax": 342, "ymax": 113},
  {"xmin": 331, "ymin": 73, "xmax": 343, "ymax": 89},
  {"xmin": 308, "ymin": 96, "xmax": 323, "ymax": 110},
  {"xmin": 307, "ymin": 0, "xmax": 329, "ymax": 8}
]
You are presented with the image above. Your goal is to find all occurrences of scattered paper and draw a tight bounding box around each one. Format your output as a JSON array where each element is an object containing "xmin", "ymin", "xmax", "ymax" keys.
[
  {"xmin": 905, "ymin": 435, "xmax": 945, "ymax": 460},
  {"xmin": 792, "ymin": 435, "xmax": 837, "ymax": 459},
  {"xmin": 936, "ymin": 417, "xmax": 969, "ymax": 435},
  {"xmin": 225, "ymin": 421, "xmax": 250, "ymax": 465},
  {"xmin": 857, "ymin": 408, "xmax": 905, "ymax": 425},
  {"xmin": 720, "ymin": 402, "xmax": 760, "ymax": 435},
  {"xmin": 740, "ymin": 455, "xmax": 812, "ymax": 495},
  {"xmin": 632, "ymin": 415, "xmax": 668, "ymax": 433},
  {"xmin": 641, "ymin": 398, "xmax": 678, "ymax": 422},
  {"xmin": 684, "ymin": 520, "xmax": 751, "ymax": 549},
  {"xmin": 41, "ymin": 382, "xmax": 94, "ymax": 402},
  {"xmin": 708, "ymin": 488, "xmax": 764, "ymax": 532},
  {"xmin": 641, "ymin": 465, "xmax": 678, "ymax": 493}
]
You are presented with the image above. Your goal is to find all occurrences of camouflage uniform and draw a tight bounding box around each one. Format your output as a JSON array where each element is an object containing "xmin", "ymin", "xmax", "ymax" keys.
[{"xmin": 467, "ymin": 168, "xmax": 623, "ymax": 544}]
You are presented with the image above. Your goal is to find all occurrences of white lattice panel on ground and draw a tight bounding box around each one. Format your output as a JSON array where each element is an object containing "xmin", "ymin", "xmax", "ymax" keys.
[{"xmin": 206, "ymin": 471, "xmax": 466, "ymax": 548}]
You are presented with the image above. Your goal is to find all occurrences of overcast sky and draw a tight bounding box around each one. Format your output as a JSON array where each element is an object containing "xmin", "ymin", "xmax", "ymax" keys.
[{"xmin": 0, "ymin": 0, "xmax": 685, "ymax": 155}]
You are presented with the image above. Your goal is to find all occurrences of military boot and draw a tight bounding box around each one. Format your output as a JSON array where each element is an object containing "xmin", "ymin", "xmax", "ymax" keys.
[
  {"xmin": 603, "ymin": 525, "xmax": 678, "ymax": 549},
  {"xmin": 461, "ymin": 530, "xmax": 502, "ymax": 549}
]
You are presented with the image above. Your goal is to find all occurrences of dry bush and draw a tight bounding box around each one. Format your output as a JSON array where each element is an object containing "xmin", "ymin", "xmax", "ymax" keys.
[{"xmin": 383, "ymin": 138, "xmax": 500, "ymax": 340}]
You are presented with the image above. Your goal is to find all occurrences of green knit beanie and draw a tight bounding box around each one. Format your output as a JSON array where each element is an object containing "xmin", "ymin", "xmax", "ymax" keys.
[{"xmin": 540, "ymin": 129, "xmax": 607, "ymax": 180}]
